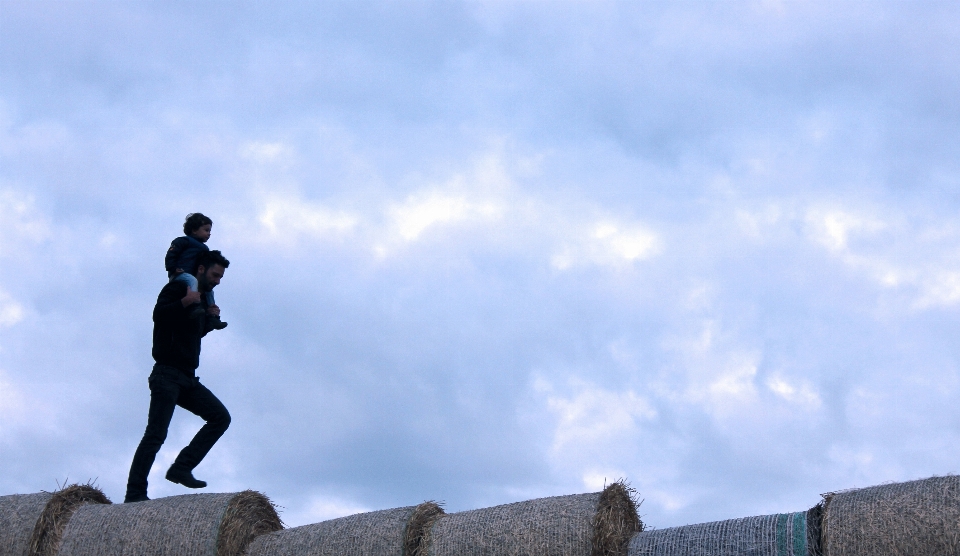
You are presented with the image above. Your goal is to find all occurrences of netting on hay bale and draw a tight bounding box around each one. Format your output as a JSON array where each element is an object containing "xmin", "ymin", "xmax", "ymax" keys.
[
  {"xmin": 0, "ymin": 484, "xmax": 111, "ymax": 556},
  {"xmin": 821, "ymin": 474, "xmax": 960, "ymax": 556},
  {"xmin": 56, "ymin": 490, "xmax": 282, "ymax": 556},
  {"xmin": 0, "ymin": 492, "xmax": 51, "ymax": 556},
  {"xmin": 243, "ymin": 501, "xmax": 444, "ymax": 556},
  {"xmin": 428, "ymin": 481, "xmax": 642, "ymax": 556},
  {"xmin": 627, "ymin": 511, "xmax": 809, "ymax": 556}
]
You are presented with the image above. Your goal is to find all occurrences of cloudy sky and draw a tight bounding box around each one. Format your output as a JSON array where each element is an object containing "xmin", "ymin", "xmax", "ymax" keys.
[{"xmin": 2, "ymin": 0, "xmax": 960, "ymax": 529}]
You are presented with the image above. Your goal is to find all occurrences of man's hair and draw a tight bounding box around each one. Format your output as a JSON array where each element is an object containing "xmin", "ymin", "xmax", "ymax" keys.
[
  {"xmin": 183, "ymin": 213, "xmax": 213, "ymax": 235},
  {"xmin": 197, "ymin": 249, "xmax": 230, "ymax": 270}
]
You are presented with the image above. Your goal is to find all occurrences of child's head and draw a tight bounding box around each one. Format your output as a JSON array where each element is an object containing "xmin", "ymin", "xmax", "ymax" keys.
[{"xmin": 184, "ymin": 213, "xmax": 213, "ymax": 243}]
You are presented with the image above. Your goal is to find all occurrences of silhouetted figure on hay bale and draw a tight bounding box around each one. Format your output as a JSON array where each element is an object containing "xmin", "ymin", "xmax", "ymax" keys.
[{"xmin": 124, "ymin": 249, "xmax": 232, "ymax": 503}]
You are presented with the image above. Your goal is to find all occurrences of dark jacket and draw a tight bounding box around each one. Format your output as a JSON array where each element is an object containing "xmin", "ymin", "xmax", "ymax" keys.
[
  {"xmin": 152, "ymin": 280, "xmax": 214, "ymax": 375},
  {"xmin": 165, "ymin": 235, "xmax": 209, "ymax": 278}
]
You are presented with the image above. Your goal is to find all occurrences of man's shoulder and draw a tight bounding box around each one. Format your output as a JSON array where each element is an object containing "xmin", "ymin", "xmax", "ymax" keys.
[{"xmin": 158, "ymin": 280, "xmax": 188, "ymax": 298}]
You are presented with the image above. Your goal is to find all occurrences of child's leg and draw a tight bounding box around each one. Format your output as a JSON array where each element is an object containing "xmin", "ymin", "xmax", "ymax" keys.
[
  {"xmin": 172, "ymin": 272, "xmax": 200, "ymax": 293},
  {"xmin": 204, "ymin": 290, "xmax": 227, "ymax": 329},
  {"xmin": 200, "ymin": 286, "xmax": 227, "ymax": 330},
  {"xmin": 172, "ymin": 273, "xmax": 205, "ymax": 319}
]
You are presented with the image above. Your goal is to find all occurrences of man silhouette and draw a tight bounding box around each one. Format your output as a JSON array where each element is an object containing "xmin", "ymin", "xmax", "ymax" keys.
[{"xmin": 124, "ymin": 249, "xmax": 232, "ymax": 503}]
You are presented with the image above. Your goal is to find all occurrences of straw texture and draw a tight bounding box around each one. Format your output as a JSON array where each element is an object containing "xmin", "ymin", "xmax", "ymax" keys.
[
  {"xmin": 56, "ymin": 491, "xmax": 281, "ymax": 556},
  {"xmin": 627, "ymin": 512, "xmax": 809, "ymax": 556},
  {"xmin": 593, "ymin": 482, "xmax": 643, "ymax": 556},
  {"xmin": 0, "ymin": 492, "xmax": 51, "ymax": 556},
  {"xmin": 405, "ymin": 501, "xmax": 447, "ymax": 556},
  {"xmin": 29, "ymin": 484, "xmax": 111, "ymax": 556},
  {"xmin": 245, "ymin": 503, "xmax": 442, "ymax": 556},
  {"xmin": 821, "ymin": 475, "xmax": 960, "ymax": 556},
  {"xmin": 428, "ymin": 492, "xmax": 602, "ymax": 556}
]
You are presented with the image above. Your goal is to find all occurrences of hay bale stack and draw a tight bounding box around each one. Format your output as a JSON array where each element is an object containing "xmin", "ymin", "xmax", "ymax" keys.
[
  {"xmin": 428, "ymin": 481, "xmax": 642, "ymax": 556},
  {"xmin": 56, "ymin": 490, "xmax": 282, "ymax": 556},
  {"xmin": 0, "ymin": 492, "xmax": 51, "ymax": 556},
  {"xmin": 244, "ymin": 501, "xmax": 444, "ymax": 556},
  {"xmin": 627, "ymin": 512, "xmax": 809, "ymax": 556},
  {"xmin": 821, "ymin": 475, "xmax": 960, "ymax": 556},
  {"xmin": 0, "ymin": 484, "xmax": 111, "ymax": 556}
]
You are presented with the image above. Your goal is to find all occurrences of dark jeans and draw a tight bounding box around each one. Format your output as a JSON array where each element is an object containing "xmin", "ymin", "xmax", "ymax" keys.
[{"xmin": 125, "ymin": 364, "xmax": 230, "ymax": 498}]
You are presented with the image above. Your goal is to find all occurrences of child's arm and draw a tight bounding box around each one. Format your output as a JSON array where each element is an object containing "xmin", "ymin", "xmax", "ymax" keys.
[
  {"xmin": 153, "ymin": 282, "xmax": 196, "ymax": 322},
  {"xmin": 165, "ymin": 237, "xmax": 189, "ymax": 274}
]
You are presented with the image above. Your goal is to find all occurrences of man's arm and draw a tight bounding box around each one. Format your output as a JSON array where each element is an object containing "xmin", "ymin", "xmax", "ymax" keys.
[
  {"xmin": 153, "ymin": 282, "xmax": 198, "ymax": 322},
  {"xmin": 200, "ymin": 304, "xmax": 220, "ymax": 336}
]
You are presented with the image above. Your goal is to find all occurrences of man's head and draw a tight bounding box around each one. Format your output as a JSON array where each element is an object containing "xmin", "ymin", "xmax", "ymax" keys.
[
  {"xmin": 196, "ymin": 250, "xmax": 230, "ymax": 292},
  {"xmin": 184, "ymin": 213, "xmax": 213, "ymax": 242}
]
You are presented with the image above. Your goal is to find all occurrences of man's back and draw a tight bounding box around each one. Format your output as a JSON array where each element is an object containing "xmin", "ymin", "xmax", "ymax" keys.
[{"xmin": 152, "ymin": 280, "xmax": 208, "ymax": 375}]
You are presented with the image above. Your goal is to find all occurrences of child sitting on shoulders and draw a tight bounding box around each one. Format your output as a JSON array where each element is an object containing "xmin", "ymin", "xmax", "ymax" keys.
[{"xmin": 165, "ymin": 212, "xmax": 228, "ymax": 330}]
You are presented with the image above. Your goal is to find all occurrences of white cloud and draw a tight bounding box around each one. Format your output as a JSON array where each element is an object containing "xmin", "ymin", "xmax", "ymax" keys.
[
  {"xmin": 551, "ymin": 221, "xmax": 660, "ymax": 270},
  {"xmin": 800, "ymin": 204, "xmax": 960, "ymax": 309},
  {"xmin": 765, "ymin": 375, "xmax": 821, "ymax": 409},
  {"xmin": 706, "ymin": 356, "xmax": 759, "ymax": 402},
  {"xmin": 662, "ymin": 320, "xmax": 823, "ymax": 420},
  {"xmin": 914, "ymin": 270, "xmax": 960, "ymax": 309},
  {"xmin": 256, "ymin": 196, "xmax": 359, "ymax": 245},
  {"xmin": 0, "ymin": 289, "xmax": 24, "ymax": 328},
  {"xmin": 805, "ymin": 207, "xmax": 885, "ymax": 252},
  {"xmin": 388, "ymin": 191, "xmax": 502, "ymax": 242},
  {"xmin": 538, "ymin": 379, "xmax": 656, "ymax": 454},
  {"xmin": 0, "ymin": 190, "xmax": 50, "ymax": 255}
]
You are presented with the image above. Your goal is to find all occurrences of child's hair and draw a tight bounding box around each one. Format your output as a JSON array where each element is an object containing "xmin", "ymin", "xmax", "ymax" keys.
[
  {"xmin": 197, "ymin": 249, "xmax": 230, "ymax": 270},
  {"xmin": 183, "ymin": 213, "xmax": 213, "ymax": 235}
]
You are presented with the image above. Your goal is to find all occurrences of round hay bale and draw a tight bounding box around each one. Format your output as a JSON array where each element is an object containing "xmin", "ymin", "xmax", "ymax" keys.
[
  {"xmin": 627, "ymin": 512, "xmax": 809, "ymax": 556},
  {"xmin": 56, "ymin": 490, "xmax": 281, "ymax": 556},
  {"xmin": 244, "ymin": 501, "xmax": 444, "ymax": 556},
  {"xmin": 29, "ymin": 484, "xmax": 111, "ymax": 556},
  {"xmin": 0, "ymin": 492, "xmax": 52, "ymax": 556},
  {"xmin": 821, "ymin": 474, "xmax": 960, "ymax": 556},
  {"xmin": 428, "ymin": 482, "xmax": 642, "ymax": 556}
]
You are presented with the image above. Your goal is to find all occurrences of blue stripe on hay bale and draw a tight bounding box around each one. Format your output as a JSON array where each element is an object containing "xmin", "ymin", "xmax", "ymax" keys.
[
  {"xmin": 776, "ymin": 513, "xmax": 788, "ymax": 555},
  {"xmin": 628, "ymin": 512, "xmax": 808, "ymax": 556},
  {"xmin": 792, "ymin": 512, "xmax": 805, "ymax": 556}
]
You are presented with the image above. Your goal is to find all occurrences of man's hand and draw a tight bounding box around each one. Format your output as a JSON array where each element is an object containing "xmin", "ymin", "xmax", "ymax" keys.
[
  {"xmin": 181, "ymin": 290, "xmax": 202, "ymax": 307},
  {"xmin": 206, "ymin": 304, "xmax": 221, "ymax": 317}
]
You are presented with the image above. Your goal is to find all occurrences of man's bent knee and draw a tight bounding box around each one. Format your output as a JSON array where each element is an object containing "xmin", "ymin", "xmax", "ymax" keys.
[{"xmin": 211, "ymin": 409, "xmax": 231, "ymax": 431}]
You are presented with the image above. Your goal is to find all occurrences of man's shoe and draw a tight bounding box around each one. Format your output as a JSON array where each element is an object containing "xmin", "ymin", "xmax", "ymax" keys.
[
  {"xmin": 165, "ymin": 466, "xmax": 207, "ymax": 489},
  {"xmin": 124, "ymin": 493, "xmax": 150, "ymax": 503}
]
